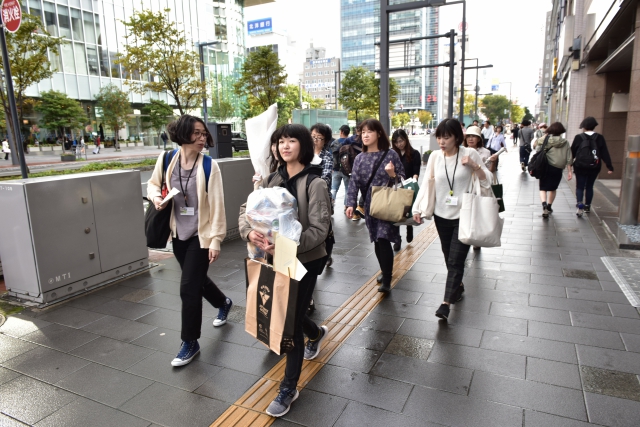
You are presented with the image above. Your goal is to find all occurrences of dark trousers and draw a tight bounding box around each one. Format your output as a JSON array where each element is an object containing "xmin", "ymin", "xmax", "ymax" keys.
[
  {"xmin": 374, "ymin": 238, "xmax": 394, "ymax": 284},
  {"xmin": 513, "ymin": 134, "xmax": 518, "ymax": 144},
  {"xmin": 575, "ymin": 172, "xmax": 599, "ymax": 205},
  {"xmin": 172, "ymin": 236, "xmax": 227, "ymax": 342},
  {"xmin": 281, "ymin": 257, "xmax": 324, "ymax": 390},
  {"xmin": 488, "ymin": 148, "xmax": 500, "ymax": 169},
  {"xmin": 519, "ymin": 146, "xmax": 531, "ymax": 167},
  {"xmin": 434, "ymin": 215, "xmax": 470, "ymax": 303},
  {"xmin": 3, "ymin": 153, "xmax": 8, "ymax": 160}
]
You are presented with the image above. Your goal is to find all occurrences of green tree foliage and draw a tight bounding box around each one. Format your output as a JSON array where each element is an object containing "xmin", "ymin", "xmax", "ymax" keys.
[
  {"xmin": 457, "ymin": 93, "xmax": 478, "ymax": 118},
  {"xmin": 141, "ymin": 99, "xmax": 174, "ymax": 134},
  {"xmin": 418, "ymin": 110, "xmax": 433, "ymax": 127},
  {"xmin": 234, "ymin": 47, "xmax": 287, "ymax": 115},
  {"xmin": 0, "ymin": 13, "xmax": 62, "ymax": 136},
  {"xmin": 523, "ymin": 107, "xmax": 534, "ymax": 122},
  {"xmin": 276, "ymin": 84, "xmax": 324, "ymax": 127},
  {"xmin": 338, "ymin": 66, "xmax": 399, "ymax": 122},
  {"xmin": 510, "ymin": 104, "xmax": 524, "ymax": 124},
  {"xmin": 209, "ymin": 73, "xmax": 240, "ymax": 122},
  {"xmin": 396, "ymin": 112, "xmax": 411, "ymax": 128},
  {"xmin": 35, "ymin": 91, "xmax": 87, "ymax": 152},
  {"xmin": 117, "ymin": 9, "xmax": 204, "ymax": 115},
  {"xmin": 95, "ymin": 84, "xmax": 131, "ymax": 148},
  {"xmin": 480, "ymin": 94, "xmax": 512, "ymax": 123}
]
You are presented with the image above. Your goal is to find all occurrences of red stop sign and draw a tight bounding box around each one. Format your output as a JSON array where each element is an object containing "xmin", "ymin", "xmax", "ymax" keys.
[{"xmin": 2, "ymin": 0, "xmax": 21, "ymax": 33}]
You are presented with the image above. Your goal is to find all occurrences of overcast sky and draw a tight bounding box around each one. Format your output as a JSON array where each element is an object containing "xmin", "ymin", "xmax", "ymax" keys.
[{"xmin": 245, "ymin": 0, "xmax": 548, "ymax": 110}]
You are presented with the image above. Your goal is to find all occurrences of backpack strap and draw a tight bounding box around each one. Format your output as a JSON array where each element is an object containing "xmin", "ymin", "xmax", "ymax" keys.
[
  {"xmin": 202, "ymin": 155, "xmax": 212, "ymax": 193},
  {"xmin": 267, "ymin": 172, "xmax": 277, "ymax": 186},
  {"xmin": 163, "ymin": 149, "xmax": 178, "ymax": 172}
]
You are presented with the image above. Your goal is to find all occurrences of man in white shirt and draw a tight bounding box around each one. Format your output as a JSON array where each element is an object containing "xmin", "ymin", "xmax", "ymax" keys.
[{"xmin": 481, "ymin": 121, "xmax": 494, "ymax": 146}]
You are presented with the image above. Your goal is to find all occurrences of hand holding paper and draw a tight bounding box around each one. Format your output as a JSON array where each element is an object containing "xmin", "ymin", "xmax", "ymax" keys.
[{"xmin": 160, "ymin": 188, "xmax": 180, "ymax": 207}]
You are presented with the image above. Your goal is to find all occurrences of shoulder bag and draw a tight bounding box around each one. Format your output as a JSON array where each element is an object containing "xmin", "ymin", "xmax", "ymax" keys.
[
  {"xmin": 527, "ymin": 135, "xmax": 551, "ymax": 179},
  {"xmin": 144, "ymin": 150, "xmax": 176, "ymax": 249},
  {"xmin": 366, "ymin": 151, "xmax": 414, "ymax": 223},
  {"xmin": 414, "ymin": 150, "xmax": 438, "ymax": 220},
  {"xmin": 458, "ymin": 172, "xmax": 503, "ymax": 248}
]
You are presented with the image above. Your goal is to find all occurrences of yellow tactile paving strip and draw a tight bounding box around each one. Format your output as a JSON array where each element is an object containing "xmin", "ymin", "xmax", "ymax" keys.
[{"xmin": 210, "ymin": 222, "xmax": 438, "ymax": 427}]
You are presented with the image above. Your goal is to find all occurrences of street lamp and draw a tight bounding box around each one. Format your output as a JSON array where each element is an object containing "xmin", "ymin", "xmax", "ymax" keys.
[{"xmin": 197, "ymin": 41, "xmax": 219, "ymax": 125}]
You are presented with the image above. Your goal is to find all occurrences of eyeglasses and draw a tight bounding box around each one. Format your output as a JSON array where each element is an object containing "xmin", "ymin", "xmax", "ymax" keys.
[
  {"xmin": 192, "ymin": 131, "xmax": 209, "ymax": 139},
  {"xmin": 312, "ymin": 136, "xmax": 324, "ymax": 141}
]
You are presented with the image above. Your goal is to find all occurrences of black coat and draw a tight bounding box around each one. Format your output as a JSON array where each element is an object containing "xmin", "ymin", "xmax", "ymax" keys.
[
  {"xmin": 570, "ymin": 133, "xmax": 613, "ymax": 174},
  {"xmin": 397, "ymin": 148, "xmax": 421, "ymax": 179}
]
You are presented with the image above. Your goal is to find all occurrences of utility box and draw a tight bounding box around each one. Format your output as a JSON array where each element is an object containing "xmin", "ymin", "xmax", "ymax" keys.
[
  {"xmin": 207, "ymin": 122, "xmax": 233, "ymax": 159},
  {"xmin": 0, "ymin": 170, "xmax": 149, "ymax": 306}
]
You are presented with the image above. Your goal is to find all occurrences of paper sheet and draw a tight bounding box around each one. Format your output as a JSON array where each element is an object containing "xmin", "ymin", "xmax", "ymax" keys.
[
  {"xmin": 160, "ymin": 188, "xmax": 180, "ymax": 206},
  {"xmin": 246, "ymin": 103, "xmax": 278, "ymax": 180},
  {"xmin": 274, "ymin": 233, "xmax": 298, "ymax": 278}
]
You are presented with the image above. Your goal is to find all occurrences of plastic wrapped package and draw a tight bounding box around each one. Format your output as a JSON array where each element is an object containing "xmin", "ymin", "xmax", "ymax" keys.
[{"xmin": 245, "ymin": 186, "xmax": 303, "ymax": 258}]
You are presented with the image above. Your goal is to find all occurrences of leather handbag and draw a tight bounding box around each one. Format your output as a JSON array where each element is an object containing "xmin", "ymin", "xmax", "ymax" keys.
[
  {"xmin": 370, "ymin": 176, "xmax": 416, "ymax": 222},
  {"xmin": 145, "ymin": 151, "xmax": 173, "ymax": 249},
  {"xmin": 458, "ymin": 172, "xmax": 503, "ymax": 248}
]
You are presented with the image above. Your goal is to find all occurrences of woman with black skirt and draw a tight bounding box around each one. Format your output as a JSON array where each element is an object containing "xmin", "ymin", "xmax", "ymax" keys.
[
  {"xmin": 532, "ymin": 122, "xmax": 572, "ymax": 218},
  {"xmin": 391, "ymin": 129, "xmax": 421, "ymax": 250}
]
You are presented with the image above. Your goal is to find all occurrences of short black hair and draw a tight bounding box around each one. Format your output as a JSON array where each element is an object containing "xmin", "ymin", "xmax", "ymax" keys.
[
  {"xmin": 339, "ymin": 125, "xmax": 350, "ymax": 136},
  {"xmin": 580, "ymin": 117, "xmax": 598, "ymax": 131},
  {"xmin": 277, "ymin": 124, "xmax": 314, "ymax": 165},
  {"xmin": 310, "ymin": 123, "xmax": 332, "ymax": 147},
  {"xmin": 495, "ymin": 125, "xmax": 503, "ymax": 133},
  {"xmin": 521, "ymin": 119, "xmax": 532, "ymax": 126},
  {"xmin": 546, "ymin": 122, "xmax": 566, "ymax": 136},
  {"xmin": 485, "ymin": 120, "xmax": 491, "ymax": 125},
  {"xmin": 166, "ymin": 115, "xmax": 213, "ymax": 148},
  {"xmin": 435, "ymin": 119, "xmax": 464, "ymax": 146},
  {"xmin": 360, "ymin": 119, "xmax": 390, "ymax": 152}
]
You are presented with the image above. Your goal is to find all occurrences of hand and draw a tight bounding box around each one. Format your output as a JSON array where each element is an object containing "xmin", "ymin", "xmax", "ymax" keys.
[
  {"xmin": 608, "ymin": 170, "xmax": 613, "ymax": 175},
  {"xmin": 413, "ymin": 213, "xmax": 423, "ymax": 224},
  {"xmin": 345, "ymin": 207, "xmax": 354, "ymax": 219},
  {"xmin": 461, "ymin": 156, "xmax": 476, "ymax": 169},
  {"xmin": 252, "ymin": 173, "xmax": 262, "ymax": 183},
  {"xmin": 264, "ymin": 243, "xmax": 275, "ymax": 256},
  {"xmin": 153, "ymin": 196, "xmax": 166, "ymax": 211},
  {"xmin": 384, "ymin": 161, "xmax": 396, "ymax": 177},
  {"xmin": 208, "ymin": 249, "xmax": 219, "ymax": 264},
  {"xmin": 567, "ymin": 171, "xmax": 572, "ymax": 181},
  {"xmin": 248, "ymin": 230, "xmax": 265, "ymax": 247},
  {"xmin": 489, "ymin": 154, "xmax": 498, "ymax": 162}
]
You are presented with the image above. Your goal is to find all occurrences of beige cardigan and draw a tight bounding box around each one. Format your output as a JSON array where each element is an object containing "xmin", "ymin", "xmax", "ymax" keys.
[{"xmin": 147, "ymin": 150, "xmax": 226, "ymax": 250}]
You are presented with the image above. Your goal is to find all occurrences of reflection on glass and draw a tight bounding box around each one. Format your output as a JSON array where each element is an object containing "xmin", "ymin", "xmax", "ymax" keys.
[
  {"xmin": 70, "ymin": 8, "xmax": 83, "ymax": 41},
  {"xmin": 94, "ymin": 14, "xmax": 101, "ymax": 45},
  {"xmin": 86, "ymin": 45, "xmax": 99, "ymax": 76},
  {"xmin": 83, "ymin": 11, "xmax": 95, "ymax": 43},
  {"xmin": 61, "ymin": 42, "xmax": 75, "ymax": 73},
  {"xmin": 28, "ymin": 0, "xmax": 43, "ymax": 22},
  {"xmin": 57, "ymin": 5, "xmax": 72, "ymax": 39},
  {"xmin": 98, "ymin": 46, "xmax": 109, "ymax": 77},
  {"xmin": 43, "ymin": 2, "xmax": 58, "ymax": 37},
  {"xmin": 74, "ymin": 43, "xmax": 87, "ymax": 74},
  {"xmin": 110, "ymin": 52, "xmax": 120, "ymax": 78},
  {"xmin": 49, "ymin": 46, "xmax": 61, "ymax": 72},
  {"xmin": 215, "ymin": 24, "xmax": 227, "ymax": 41}
]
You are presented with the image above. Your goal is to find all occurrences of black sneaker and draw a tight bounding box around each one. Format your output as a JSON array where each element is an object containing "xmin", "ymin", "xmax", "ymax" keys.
[
  {"xmin": 584, "ymin": 205, "xmax": 591, "ymax": 213},
  {"xmin": 378, "ymin": 279, "xmax": 391, "ymax": 293},
  {"xmin": 451, "ymin": 284, "xmax": 465, "ymax": 304},
  {"xmin": 435, "ymin": 303, "xmax": 450, "ymax": 320},
  {"xmin": 546, "ymin": 204, "xmax": 553, "ymax": 213},
  {"xmin": 406, "ymin": 226, "xmax": 414, "ymax": 243},
  {"xmin": 307, "ymin": 298, "xmax": 315, "ymax": 315},
  {"xmin": 393, "ymin": 241, "xmax": 401, "ymax": 251},
  {"xmin": 376, "ymin": 274, "xmax": 383, "ymax": 283}
]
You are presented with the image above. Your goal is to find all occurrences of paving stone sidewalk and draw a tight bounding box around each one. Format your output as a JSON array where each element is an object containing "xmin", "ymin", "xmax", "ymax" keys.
[{"xmin": 1, "ymin": 150, "xmax": 640, "ymax": 427}]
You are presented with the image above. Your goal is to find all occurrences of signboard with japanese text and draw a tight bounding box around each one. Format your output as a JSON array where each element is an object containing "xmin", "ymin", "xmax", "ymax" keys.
[
  {"xmin": 2, "ymin": 0, "xmax": 21, "ymax": 33},
  {"xmin": 248, "ymin": 18, "xmax": 272, "ymax": 36}
]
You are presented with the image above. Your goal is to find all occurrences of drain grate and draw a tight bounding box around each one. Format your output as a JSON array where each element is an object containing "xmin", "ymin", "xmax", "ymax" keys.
[{"xmin": 601, "ymin": 257, "xmax": 640, "ymax": 307}]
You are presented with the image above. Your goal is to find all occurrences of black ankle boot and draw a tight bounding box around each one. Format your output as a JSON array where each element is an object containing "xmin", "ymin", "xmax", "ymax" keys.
[
  {"xmin": 378, "ymin": 276, "xmax": 391, "ymax": 293},
  {"xmin": 406, "ymin": 226, "xmax": 413, "ymax": 243}
]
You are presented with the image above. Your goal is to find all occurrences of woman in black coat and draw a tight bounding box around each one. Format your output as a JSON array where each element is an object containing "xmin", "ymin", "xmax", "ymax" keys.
[
  {"xmin": 391, "ymin": 129, "xmax": 421, "ymax": 250},
  {"xmin": 571, "ymin": 117, "xmax": 613, "ymax": 216}
]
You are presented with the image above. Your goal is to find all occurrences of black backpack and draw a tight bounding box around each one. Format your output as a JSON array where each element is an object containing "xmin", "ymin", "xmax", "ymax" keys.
[
  {"xmin": 339, "ymin": 143, "xmax": 361, "ymax": 175},
  {"xmin": 528, "ymin": 135, "xmax": 551, "ymax": 179},
  {"xmin": 573, "ymin": 133, "xmax": 600, "ymax": 170}
]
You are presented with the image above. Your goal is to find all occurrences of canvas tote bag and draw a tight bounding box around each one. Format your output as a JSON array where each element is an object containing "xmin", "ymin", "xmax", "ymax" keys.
[
  {"xmin": 370, "ymin": 176, "xmax": 416, "ymax": 223},
  {"xmin": 458, "ymin": 173, "xmax": 503, "ymax": 248},
  {"xmin": 245, "ymin": 258, "xmax": 299, "ymax": 355}
]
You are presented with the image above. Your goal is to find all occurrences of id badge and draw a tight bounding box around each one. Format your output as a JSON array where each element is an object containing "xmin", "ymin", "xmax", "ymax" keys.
[
  {"xmin": 445, "ymin": 195, "xmax": 459, "ymax": 206},
  {"xmin": 179, "ymin": 207, "xmax": 195, "ymax": 216}
]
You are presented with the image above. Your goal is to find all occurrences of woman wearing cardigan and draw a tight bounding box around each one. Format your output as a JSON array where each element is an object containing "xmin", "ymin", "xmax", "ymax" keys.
[
  {"xmin": 391, "ymin": 129, "xmax": 421, "ymax": 250},
  {"xmin": 412, "ymin": 119, "xmax": 491, "ymax": 320},
  {"xmin": 147, "ymin": 115, "xmax": 232, "ymax": 367}
]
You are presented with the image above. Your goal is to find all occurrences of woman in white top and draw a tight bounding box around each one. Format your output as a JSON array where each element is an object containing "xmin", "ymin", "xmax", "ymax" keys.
[
  {"xmin": 2, "ymin": 139, "xmax": 10, "ymax": 160},
  {"xmin": 412, "ymin": 119, "xmax": 492, "ymax": 321},
  {"xmin": 463, "ymin": 126, "xmax": 493, "ymax": 166}
]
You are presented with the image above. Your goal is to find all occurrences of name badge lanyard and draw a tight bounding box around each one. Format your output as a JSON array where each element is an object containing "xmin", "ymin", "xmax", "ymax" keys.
[
  {"xmin": 444, "ymin": 149, "xmax": 459, "ymax": 196},
  {"xmin": 178, "ymin": 153, "xmax": 199, "ymax": 206}
]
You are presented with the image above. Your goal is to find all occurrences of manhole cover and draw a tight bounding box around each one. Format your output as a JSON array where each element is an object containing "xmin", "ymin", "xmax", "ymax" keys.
[
  {"xmin": 601, "ymin": 257, "xmax": 640, "ymax": 307},
  {"xmin": 563, "ymin": 269, "xmax": 599, "ymax": 280}
]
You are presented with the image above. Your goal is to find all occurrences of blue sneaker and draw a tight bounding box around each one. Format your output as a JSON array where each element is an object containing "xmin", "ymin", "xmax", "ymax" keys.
[
  {"xmin": 266, "ymin": 387, "xmax": 299, "ymax": 417},
  {"xmin": 171, "ymin": 340, "xmax": 200, "ymax": 367},
  {"xmin": 213, "ymin": 297, "xmax": 232, "ymax": 327},
  {"xmin": 304, "ymin": 325, "xmax": 328, "ymax": 360}
]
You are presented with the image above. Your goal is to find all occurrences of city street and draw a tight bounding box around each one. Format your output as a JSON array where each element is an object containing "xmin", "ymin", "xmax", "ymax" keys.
[{"xmin": 1, "ymin": 150, "xmax": 639, "ymax": 427}]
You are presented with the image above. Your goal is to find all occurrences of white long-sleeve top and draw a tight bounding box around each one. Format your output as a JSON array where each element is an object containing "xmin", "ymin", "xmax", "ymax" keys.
[{"xmin": 412, "ymin": 146, "xmax": 491, "ymax": 220}]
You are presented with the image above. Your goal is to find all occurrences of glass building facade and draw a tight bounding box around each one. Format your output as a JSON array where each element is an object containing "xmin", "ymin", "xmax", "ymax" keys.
[
  {"xmin": 22, "ymin": 0, "xmax": 246, "ymax": 137},
  {"xmin": 340, "ymin": 0, "xmax": 439, "ymax": 116}
]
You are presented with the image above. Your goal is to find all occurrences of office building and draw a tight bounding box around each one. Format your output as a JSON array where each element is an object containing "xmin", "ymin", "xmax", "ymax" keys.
[{"xmin": 302, "ymin": 50, "xmax": 341, "ymax": 109}]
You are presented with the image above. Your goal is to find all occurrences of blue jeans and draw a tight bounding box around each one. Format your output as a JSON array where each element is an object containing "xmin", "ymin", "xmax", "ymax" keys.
[
  {"xmin": 331, "ymin": 171, "xmax": 350, "ymax": 204},
  {"xmin": 519, "ymin": 146, "xmax": 531, "ymax": 167},
  {"xmin": 575, "ymin": 171, "xmax": 599, "ymax": 206}
]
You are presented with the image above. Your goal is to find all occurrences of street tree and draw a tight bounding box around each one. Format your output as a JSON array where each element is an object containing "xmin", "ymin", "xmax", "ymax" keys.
[
  {"xmin": 95, "ymin": 84, "xmax": 131, "ymax": 150},
  {"xmin": 209, "ymin": 73, "xmax": 238, "ymax": 122},
  {"xmin": 523, "ymin": 107, "xmax": 534, "ymax": 122},
  {"xmin": 369, "ymin": 77, "xmax": 399, "ymax": 118},
  {"xmin": 396, "ymin": 112, "xmax": 411, "ymax": 128},
  {"xmin": 35, "ymin": 90, "xmax": 86, "ymax": 152},
  {"xmin": 417, "ymin": 110, "xmax": 433, "ymax": 127},
  {"xmin": 510, "ymin": 104, "xmax": 524, "ymax": 124},
  {"xmin": 117, "ymin": 9, "xmax": 204, "ymax": 115},
  {"xmin": 480, "ymin": 94, "xmax": 511, "ymax": 123},
  {"xmin": 0, "ymin": 13, "xmax": 62, "ymax": 141},
  {"xmin": 457, "ymin": 93, "xmax": 477, "ymax": 119},
  {"xmin": 141, "ymin": 99, "xmax": 175, "ymax": 146},
  {"xmin": 339, "ymin": 66, "xmax": 399, "ymax": 122},
  {"xmin": 234, "ymin": 46, "xmax": 287, "ymax": 115},
  {"xmin": 276, "ymin": 84, "xmax": 323, "ymax": 127}
]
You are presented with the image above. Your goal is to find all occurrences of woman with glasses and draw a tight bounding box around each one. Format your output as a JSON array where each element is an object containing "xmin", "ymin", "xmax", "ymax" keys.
[
  {"xmin": 391, "ymin": 129, "xmax": 420, "ymax": 250},
  {"xmin": 147, "ymin": 115, "xmax": 232, "ymax": 367}
]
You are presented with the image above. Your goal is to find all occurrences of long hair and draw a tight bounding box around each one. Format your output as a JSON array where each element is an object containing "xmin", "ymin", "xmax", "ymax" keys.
[
  {"xmin": 391, "ymin": 129, "xmax": 413, "ymax": 163},
  {"xmin": 268, "ymin": 126, "xmax": 283, "ymax": 173}
]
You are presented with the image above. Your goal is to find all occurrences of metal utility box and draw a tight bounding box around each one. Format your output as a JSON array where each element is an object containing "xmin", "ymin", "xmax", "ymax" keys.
[
  {"xmin": 216, "ymin": 158, "xmax": 255, "ymax": 241},
  {"xmin": 0, "ymin": 170, "xmax": 149, "ymax": 305},
  {"xmin": 207, "ymin": 122, "xmax": 233, "ymax": 159}
]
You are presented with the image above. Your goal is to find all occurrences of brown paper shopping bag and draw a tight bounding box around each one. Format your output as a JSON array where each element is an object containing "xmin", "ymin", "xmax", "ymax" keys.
[{"xmin": 244, "ymin": 258, "xmax": 299, "ymax": 355}]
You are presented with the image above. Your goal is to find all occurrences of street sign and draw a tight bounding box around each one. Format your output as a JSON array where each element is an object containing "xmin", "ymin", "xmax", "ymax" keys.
[
  {"xmin": 491, "ymin": 85, "xmax": 499, "ymax": 91},
  {"xmin": 2, "ymin": 0, "xmax": 22, "ymax": 33}
]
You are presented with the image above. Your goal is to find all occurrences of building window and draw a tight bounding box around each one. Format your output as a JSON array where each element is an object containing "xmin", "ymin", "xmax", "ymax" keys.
[
  {"xmin": 305, "ymin": 64, "xmax": 309, "ymax": 69},
  {"xmin": 57, "ymin": 4, "xmax": 72, "ymax": 39},
  {"xmin": 43, "ymin": 2, "xmax": 58, "ymax": 37}
]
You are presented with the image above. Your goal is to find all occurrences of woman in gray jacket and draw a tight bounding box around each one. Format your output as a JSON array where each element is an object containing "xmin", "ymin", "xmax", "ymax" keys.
[{"xmin": 238, "ymin": 124, "xmax": 331, "ymax": 418}]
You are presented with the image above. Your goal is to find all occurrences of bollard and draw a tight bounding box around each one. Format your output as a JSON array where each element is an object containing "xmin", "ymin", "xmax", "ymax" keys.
[{"xmin": 619, "ymin": 135, "xmax": 640, "ymax": 225}]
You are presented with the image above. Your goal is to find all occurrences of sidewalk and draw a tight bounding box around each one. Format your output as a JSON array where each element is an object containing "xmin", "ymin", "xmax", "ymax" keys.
[{"xmin": 1, "ymin": 150, "xmax": 640, "ymax": 427}]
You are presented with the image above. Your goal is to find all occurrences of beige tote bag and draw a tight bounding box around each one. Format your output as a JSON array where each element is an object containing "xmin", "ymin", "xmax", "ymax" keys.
[{"xmin": 370, "ymin": 178, "xmax": 415, "ymax": 223}]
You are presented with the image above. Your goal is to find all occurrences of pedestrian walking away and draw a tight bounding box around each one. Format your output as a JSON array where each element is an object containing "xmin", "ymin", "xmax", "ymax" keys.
[
  {"xmin": 239, "ymin": 124, "xmax": 331, "ymax": 417},
  {"xmin": 512, "ymin": 124, "xmax": 519, "ymax": 145},
  {"xmin": 345, "ymin": 119, "xmax": 406, "ymax": 293},
  {"xmin": 532, "ymin": 122, "xmax": 573, "ymax": 218},
  {"xmin": 518, "ymin": 120, "xmax": 535, "ymax": 171},
  {"xmin": 161, "ymin": 131, "xmax": 169, "ymax": 150},
  {"xmin": 571, "ymin": 116, "xmax": 614, "ymax": 217},
  {"xmin": 391, "ymin": 129, "xmax": 421, "ymax": 251},
  {"xmin": 330, "ymin": 125, "xmax": 352, "ymax": 210},
  {"xmin": 147, "ymin": 114, "xmax": 232, "ymax": 367},
  {"xmin": 412, "ymin": 119, "xmax": 492, "ymax": 320},
  {"xmin": 2, "ymin": 138, "xmax": 10, "ymax": 160}
]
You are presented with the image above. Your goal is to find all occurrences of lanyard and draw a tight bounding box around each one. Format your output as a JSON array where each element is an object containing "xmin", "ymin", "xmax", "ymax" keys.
[
  {"xmin": 177, "ymin": 153, "xmax": 199, "ymax": 207},
  {"xmin": 444, "ymin": 149, "xmax": 459, "ymax": 196}
]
